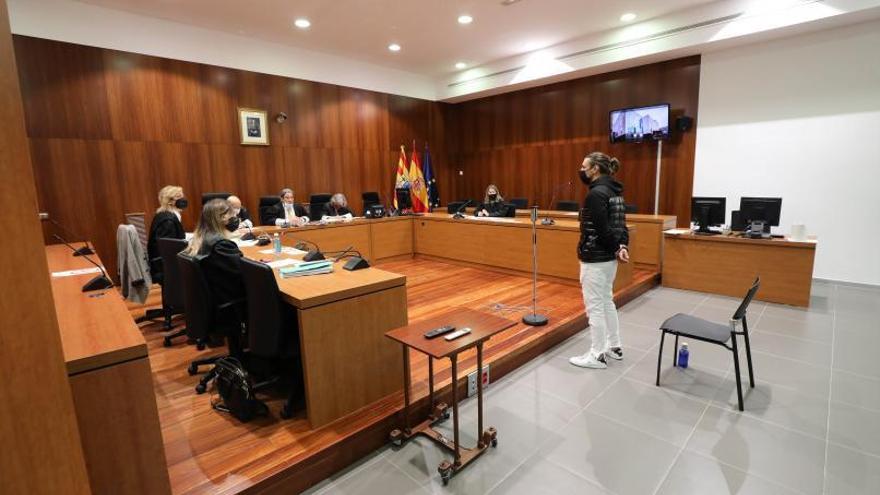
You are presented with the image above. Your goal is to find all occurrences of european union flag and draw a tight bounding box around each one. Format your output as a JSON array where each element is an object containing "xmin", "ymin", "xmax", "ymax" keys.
[{"xmin": 423, "ymin": 143, "xmax": 440, "ymax": 211}]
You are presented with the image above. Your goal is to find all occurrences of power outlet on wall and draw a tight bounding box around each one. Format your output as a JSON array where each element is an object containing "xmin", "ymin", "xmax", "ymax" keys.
[{"xmin": 467, "ymin": 364, "xmax": 490, "ymax": 398}]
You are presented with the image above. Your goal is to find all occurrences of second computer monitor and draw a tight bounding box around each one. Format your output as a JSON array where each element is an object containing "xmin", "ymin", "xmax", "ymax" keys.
[
  {"xmin": 740, "ymin": 197, "xmax": 782, "ymax": 233},
  {"xmin": 691, "ymin": 197, "xmax": 726, "ymax": 233}
]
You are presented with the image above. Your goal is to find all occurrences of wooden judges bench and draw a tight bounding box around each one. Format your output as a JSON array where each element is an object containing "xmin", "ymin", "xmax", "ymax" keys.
[
  {"xmin": 47, "ymin": 245, "xmax": 171, "ymax": 495},
  {"xmin": 254, "ymin": 213, "xmax": 640, "ymax": 291},
  {"xmin": 662, "ymin": 232, "xmax": 818, "ymax": 307},
  {"xmin": 451, "ymin": 207, "xmax": 676, "ymax": 272}
]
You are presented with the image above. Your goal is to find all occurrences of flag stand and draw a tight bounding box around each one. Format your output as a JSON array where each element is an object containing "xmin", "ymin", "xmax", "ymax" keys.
[{"xmin": 523, "ymin": 206, "xmax": 549, "ymax": 326}]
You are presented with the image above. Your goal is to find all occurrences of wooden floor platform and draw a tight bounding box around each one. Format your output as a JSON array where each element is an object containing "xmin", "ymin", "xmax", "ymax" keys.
[{"xmin": 134, "ymin": 259, "xmax": 658, "ymax": 494}]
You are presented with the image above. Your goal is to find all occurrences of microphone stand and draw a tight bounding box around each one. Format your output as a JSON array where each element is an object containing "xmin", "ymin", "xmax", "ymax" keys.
[
  {"xmin": 522, "ymin": 207, "xmax": 548, "ymax": 326},
  {"xmin": 452, "ymin": 199, "xmax": 472, "ymax": 220},
  {"xmin": 282, "ymin": 233, "xmax": 325, "ymax": 261},
  {"xmin": 53, "ymin": 235, "xmax": 114, "ymax": 292},
  {"xmin": 543, "ymin": 180, "xmax": 572, "ymax": 226},
  {"xmin": 49, "ymin": 218, "xmax": 94, "ymax": 256}
]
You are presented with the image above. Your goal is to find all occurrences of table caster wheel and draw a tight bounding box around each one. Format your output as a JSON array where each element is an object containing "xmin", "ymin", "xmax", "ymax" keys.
[
  {"xmin": 163, "ymin": 336, "xmax": 173, "ymax": 347},
  {"xmin": 187, "ymin": 363, "xmax": 199, "ymax": 376},
  {"xmin": 389, "ymin": 429, "xmax": 403, "ymax": 447},
  {"xmin": 438, "ymin": 461, "xmax": 453, "ymax": 486},
  {"xmin": 492, "ymin": 438, "xmax": 498, "ymax": 448},
  {"xmin": 196, "ymin": 340, "xmax": 206, "ymax": 351},
  {"xmin": 433, "ymin": 402, "xmax": 450, "ymax": 422},
  {"xmin": 195, "ymin": 383, "xmax": 207, "ymax": 394}
]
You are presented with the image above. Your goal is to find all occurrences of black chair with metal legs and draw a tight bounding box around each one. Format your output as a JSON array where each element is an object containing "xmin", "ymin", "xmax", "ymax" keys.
[
  {"xmin": 655, "ymin": 278, "xmax": 760, "ymax": 411},
  {"xmin": 240, "ymin": 258, "xmax": 305, "ymax": 419},
  {"xmin": 176, "ymin": 252, "xmax": 245, "ymax": 394},
  {"xmin": 156, "ymin": 237, "xmax": 188, "ymax": 346}
]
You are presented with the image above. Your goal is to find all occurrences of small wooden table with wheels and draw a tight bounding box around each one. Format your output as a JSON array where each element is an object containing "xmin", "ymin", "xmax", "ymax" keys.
[{"xmin": 385, "ymin": 308, "xmax": 516, "ymax": 485}]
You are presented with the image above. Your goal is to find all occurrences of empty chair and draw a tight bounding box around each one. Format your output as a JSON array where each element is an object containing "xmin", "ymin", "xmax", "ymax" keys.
[
  {"xmin": 156, "ymin": 237, "xmax": 188, "ymax": 346},
  {"xmin": 655, "ymin": 278, "xmax": 760, "ymax": 411},
  {"xmin": 503, "ymin": 203, "xmax": 517, "ymax": 217},
  {"xmin": 625, "ymin": 203, "xmax": 638, "ymax": 214},
  {"xmin": 258, "ymin": 196, "xmax": 282, "ymax": 226},
  {"xmin": 177, "ymin": 252, "xmax": 245, "ymax": 394},
  {"xmin": 362, "ymin": 191, "xmax": 381, "ymax": 210},
  {"xmin": 308, "ymin": 193, "xmax": 333, "ymax": 222},
  {"xmin": 509, "ymin": 198, "xmax": 529, "ymax": 209},
  {"xmin": 201, "ymin": 192, "xmax": 231, "ymax": 206},
  {"xmin": 240, "ymin": 257, "xmax": 305, "ymax": 419},
  {"xmin": 556, "ymin": 200, "xmax": 579, "ymax": 212},
  {"xmin": 447, "ymin": 201, "xmax": 465, "ymax": 214}
]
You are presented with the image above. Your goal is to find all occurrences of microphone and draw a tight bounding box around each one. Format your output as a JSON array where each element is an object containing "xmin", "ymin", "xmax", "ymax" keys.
[
  {"xmin": 53, "ymin": 234, "xmax": 114, "ymax": 292},
  {"xmin": 48, "ymin": 217, "xmax": 94, "ymax": 256},
  {"xmin": 543, "ymin": 180, "xmax": 572, "ymax": 226},
  {"xmin": 452, "ymin": 199, "xmax": 472, "ymax": 220},
  {"xmin": 327, "ymin": 245, "xmax": 355, "ymax": 262},
  {"xmin": 282, "ymin": 233, "xmax": 325, "ymax": 261}
]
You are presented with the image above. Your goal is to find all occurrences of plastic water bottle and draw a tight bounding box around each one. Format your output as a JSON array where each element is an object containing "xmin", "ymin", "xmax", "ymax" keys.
[
  {"xmin": 272, "ymin": 233, "xmax": 281, "ymax": 255},
  {"xmin": 678, "ymin": 343, "xmax": 690, "ymax": 368}
]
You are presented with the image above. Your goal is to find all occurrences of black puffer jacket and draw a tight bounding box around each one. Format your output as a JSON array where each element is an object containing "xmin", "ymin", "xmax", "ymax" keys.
[{"xmin": 577, "ymin": 176, "xmax": 629, "ymax": 263}]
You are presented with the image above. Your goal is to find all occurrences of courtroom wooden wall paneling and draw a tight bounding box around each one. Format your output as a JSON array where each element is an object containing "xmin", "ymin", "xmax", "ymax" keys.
[
  {"xmin": 0, "ymin": 2, "xmax": 92, "ymax": 492},
  {"xmin": 447, "ymin": 56, "xmax": 700, "ymax": 227},
  {"xmin": 14, "ymin": 35, "xmax": 450, "ymax": 277}
]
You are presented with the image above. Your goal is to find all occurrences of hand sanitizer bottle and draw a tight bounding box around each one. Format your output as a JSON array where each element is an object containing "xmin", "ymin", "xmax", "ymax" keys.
[{"xmin": 678, "ymin": 342, "xmax": 690, "ymax": 368}]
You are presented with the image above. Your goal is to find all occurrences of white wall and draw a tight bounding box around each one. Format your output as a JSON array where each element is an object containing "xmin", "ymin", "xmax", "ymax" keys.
[{"xmin": 693, "ymin": 19, "xmax": 880, "ymax": 285}]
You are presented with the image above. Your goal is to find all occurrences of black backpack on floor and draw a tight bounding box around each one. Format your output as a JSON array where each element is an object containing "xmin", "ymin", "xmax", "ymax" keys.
[{"xmin": 211, "ymin": 357, "xmax": 268, "ymax": 422}]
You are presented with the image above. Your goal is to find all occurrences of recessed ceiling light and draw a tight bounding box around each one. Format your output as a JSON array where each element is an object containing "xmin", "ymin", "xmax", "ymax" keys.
[
  {"xmin": 388, "ymin": 43, "xmax": 401, "ymax": 52},
  {"xmin": 455, "ymin": 62, "xmax": 467, "ymax": 69},
  {"xmin": 293, "ymin": 18, "xmax": 311, "ymax": 29},
  {"xmin": 620, "ymin": 12, "xmax": 637, "ymax": 22},
  {"xmin": 458, "ymin": 14, "xmax": 473, "ymax": 25}
]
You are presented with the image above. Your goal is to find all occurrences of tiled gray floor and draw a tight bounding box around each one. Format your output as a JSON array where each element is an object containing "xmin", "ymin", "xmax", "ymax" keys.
[{"xmin": 303, "ymin": 282, "xmax": 880, "ymax": 494}]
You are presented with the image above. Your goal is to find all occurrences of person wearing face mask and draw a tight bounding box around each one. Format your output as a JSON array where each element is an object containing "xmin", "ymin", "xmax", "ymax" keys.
[
  {"xmin": 322, "ymin": 193, "xmax": 353, "ymax": 218},
  {"xmin": 475, "ymin": 184, "xmax": 510, "ymax": 217},
  {"xmin": 226, "ymin": 195, "xmax": 253, "ymax": 233},
  {"xmin": 569, "ymin": 152, "xmax": 630, "ymax": 370},
  {"xmin": 148, "ymin": 185, "xmax": 188, "ymax": 284},
  {"xmin": 184, "ymin": 199, "xmax": 246, "ymax": 310},
  {"xmin": 266, "ymin": 188, "xmax": 309, "ymax": 227}
]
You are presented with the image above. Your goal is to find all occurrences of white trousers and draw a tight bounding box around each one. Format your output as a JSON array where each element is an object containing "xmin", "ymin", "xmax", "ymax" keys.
[{"xmin": 580, "ymin": 260, "xmax": 621, "ymax": 355}]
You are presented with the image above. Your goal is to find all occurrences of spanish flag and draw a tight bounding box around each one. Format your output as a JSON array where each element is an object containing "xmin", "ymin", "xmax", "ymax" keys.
[
  {"xmin": 393, "ymin": 145, "xmax": 410, "ymax": 209},
  {"xmin": 409, "ymin": 141, "xmax": 429, "ymax": 213}
]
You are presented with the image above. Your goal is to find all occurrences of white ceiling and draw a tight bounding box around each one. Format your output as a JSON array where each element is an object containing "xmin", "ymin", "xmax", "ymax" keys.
[{"xmin": 78, "ymin": 0, "xmax": 720, "ymax": 77}]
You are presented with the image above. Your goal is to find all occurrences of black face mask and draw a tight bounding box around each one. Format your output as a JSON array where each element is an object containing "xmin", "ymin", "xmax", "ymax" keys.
[
  {"xmin": 225, "ymin": 216, "xmax": 240, "ymax": 232},
  {"xmin": 174, "ymin": 198, "xmax": 189, "ymax": 210},
  {"xmin": 488, "ymin": 194, "xmax": 498, "ymax": 201},
  {"xmin": 579, "ymin": 170, "xmax": 591, "ymax": 186}
]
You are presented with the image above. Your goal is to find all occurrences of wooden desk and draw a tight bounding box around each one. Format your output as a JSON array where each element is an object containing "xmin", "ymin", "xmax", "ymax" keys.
[
  {"xmin": 661, "ymin": 233, "xmax": 817, "ymax": 307},
  {"xmin": 47, "ymin": 245, "xmax": 171, "ymax": 495},
  {"xmin": 440, "ymin": 207, "xmax": 674, "ymax": 271},
  {"xmin": 240, "ymin": 246, "xmax": 408, "ymax": 427},
  {"xmin": 412, "ymin": 213, "xmax": 635, "ymax": 291}
]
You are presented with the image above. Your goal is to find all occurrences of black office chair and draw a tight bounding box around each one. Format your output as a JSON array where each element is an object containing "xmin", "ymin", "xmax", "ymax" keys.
[
  {"xmin": 625, "ymin": 203, "xmax": 638, "ymax": 214},
  {"xmin": 308, "ymin": 193, "xmax": 332, "ymax": 222},
  {"xmin": 177, "ymin": 252, "xmax": 245, "ymax": 394},
  {"xmin": 503, "ymin": 203, "xmax": 517, "ymax": 217},
  {"xmin": 656, "ymin": 277, "xmax": 760, "ymax": 411},
  {"xmin": 556, "ymin": 200, "xmax": 579, "ymax": 212},
  {"xmin": 202, "ymin": 192, "xmax": 231, "ymax": 206},
  {"xmin": 362, "ymin": 192, "xmax": 381, "ymax": 211},
  {"xmin": 240, "ymin": 258, "xmax": 304, "ymax": 419},
  {"xmin": 259, "ymin": 196, "xmax": 281, "ymax": 225},
  {"xmin": 510, "ymin": 198, "xmax": 529, "ymax": 209},
  {"xmin": 447, "ymin": 201, "xmax": 465, "ymax": 214},
  {"xmin": 156, "ymin": 237, "xmax": 188, "ymax": 347}
]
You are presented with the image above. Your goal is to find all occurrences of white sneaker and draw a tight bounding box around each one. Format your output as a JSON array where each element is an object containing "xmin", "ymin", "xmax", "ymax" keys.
[
  {"xmin": 606, "ymin": 347, "xmax": 623, "ymax": 361},
  {"xmin": 569, "ymin": 352, "xmax": 607, "ymax": 369}
]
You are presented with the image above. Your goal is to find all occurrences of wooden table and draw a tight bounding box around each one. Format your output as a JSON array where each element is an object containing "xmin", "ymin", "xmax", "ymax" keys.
[
  {"xmin": 662, "ymin": 232, "xmax": 817, "ymax": 307},
  {"xmin": 239, "ymin": 245, "xmax": 408, "ymax": 428},
  {"xmin": 413, "ymin": 213, "xmax": 635, "ymax": 291},
  {"xmin": 385, "ymin": 308, "xmax": 516, "ymax": 485},
  {"xmin": 443, "ymin": 207, "xmax": 675, "ymax": 271},
  {"xmin": 46, "ymin": 244, "xmax": 171, "ymax": 494}
]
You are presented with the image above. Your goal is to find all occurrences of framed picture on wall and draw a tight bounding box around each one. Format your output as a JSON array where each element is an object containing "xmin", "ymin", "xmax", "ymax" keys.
[{"xmin": 238, "ymin": 107, "xmax": 269, "ymax": 145}]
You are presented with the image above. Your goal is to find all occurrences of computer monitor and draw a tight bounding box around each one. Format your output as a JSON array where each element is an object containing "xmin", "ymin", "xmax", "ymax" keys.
[
  {"xmin": 690, "ymin": 197, "xmax": 726, "ymax": 234},
  {"xmin": 739, "ymin": 197, "xmax": 782, "ymax": 234},
  {"xmin": 395, "ymin": 188, "xmax": 413, "ymax": 213}
]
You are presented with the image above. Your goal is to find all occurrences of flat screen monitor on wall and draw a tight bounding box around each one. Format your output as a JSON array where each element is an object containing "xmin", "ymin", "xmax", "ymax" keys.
[{"xmin": 610, "ymin": 104, "xmax": 670, "ymax": 143}]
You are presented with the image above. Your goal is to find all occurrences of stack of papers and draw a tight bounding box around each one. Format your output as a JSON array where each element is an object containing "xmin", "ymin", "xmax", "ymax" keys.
[
  {"xmin": 664, "ymin": 228, "xmax": 692, "ymax": 235},
  {"xmin": 279, "ymin": 260, "xmax": 334, "ymax": 278},
  {"xmin": 258, "ymin": 247, "xmax": 307, "ymax": 256},
  {"xmin": 265, "ymin": 258, "xmax": 302, "ymax": 269}
]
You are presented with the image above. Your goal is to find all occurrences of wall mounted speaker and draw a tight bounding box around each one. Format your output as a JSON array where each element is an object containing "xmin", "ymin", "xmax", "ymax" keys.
[{"xmin": 676, "ymin": 116, "xmax": 693, "ymax": 132}]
